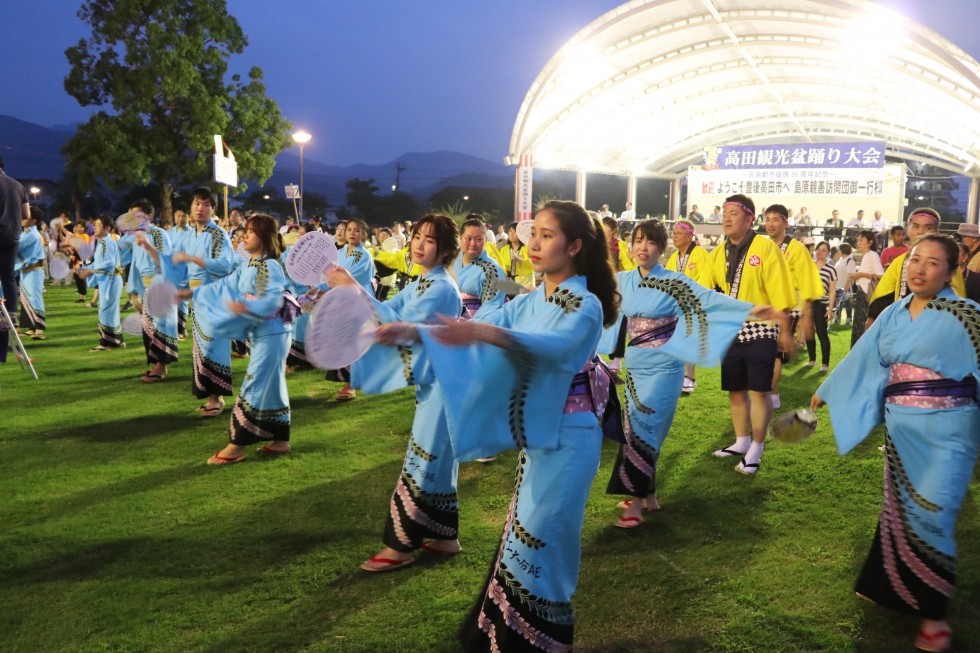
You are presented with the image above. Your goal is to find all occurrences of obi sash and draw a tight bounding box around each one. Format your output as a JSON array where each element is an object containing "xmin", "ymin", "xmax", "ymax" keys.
[
  {"xmin": 460, "ymin": 293, "xmax": 482, "ymax": 318},
  {"xmin": 564, "ymin": 356, "xmax": 625, "ymax": 443},
  {"xmin": 627, "ymin": 316, "xmax": 677, "ymax": 348},
  {"xmin": 885, "ymin": 363, "xmax": 977, "ymax": 409}
]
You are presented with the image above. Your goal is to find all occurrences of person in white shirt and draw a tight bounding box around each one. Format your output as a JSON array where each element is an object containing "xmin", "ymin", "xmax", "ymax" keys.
[
  {"xmin": 870, "ymin": 210, "xmax": 888, "ymax": 249},
  {"xmin": 796, "ymin": 206, "xmax": 812, "ymax": 226},
  {"xmin": 846, "ymin": 210, "xmax": 865, "ymax": 229},
  {"xmin": 391, "ymin": 222, "xmax": 407, "ymax": 249},
  {"xmin": 619, "ymin": 202, "xmax": 635, "ymax": 221},
  {"xmin": 706, "ymin": 206, "xmax": 722, "ymax": 223},
  {"xmin": 848, "ymin": 229, "xmax": 884, "ymax": 346}
]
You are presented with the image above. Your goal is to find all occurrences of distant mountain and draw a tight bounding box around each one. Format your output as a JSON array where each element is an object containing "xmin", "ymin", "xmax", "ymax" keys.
[
  {"xmin": 269, "ymin": 150, "xmax": 511, "ymax": 204},
  {"xmin": 0, "ymin": 114, "xmax": 513, "ymax": 203},
  {"xmin": 0, "ymin": 115, "xmax": 70, "ymax": 180}
]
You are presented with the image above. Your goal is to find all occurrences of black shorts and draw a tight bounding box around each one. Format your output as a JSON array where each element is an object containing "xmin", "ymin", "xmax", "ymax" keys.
[
  {"xmin": 721, "ymin": 339, "xmax": 777, "ymax": 392},
  {"xmin": 776, "ymin": 312, "xmax": 801, "ymax": 363}
]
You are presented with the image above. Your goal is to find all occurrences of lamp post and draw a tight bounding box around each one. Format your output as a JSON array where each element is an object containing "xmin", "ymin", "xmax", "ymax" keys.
[
  {"xmin": 30, "ymin": 186, "xmax": 40, "ymax": 203},
  {"xmin": 292, "ymin": 130, "xmax": 312, "ymax": 220}
]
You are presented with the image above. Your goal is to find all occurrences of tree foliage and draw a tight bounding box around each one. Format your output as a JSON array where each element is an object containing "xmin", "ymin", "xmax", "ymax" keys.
[{"xmin": 62, "ymin": 0, "xmax": 291, "ymax": 219}]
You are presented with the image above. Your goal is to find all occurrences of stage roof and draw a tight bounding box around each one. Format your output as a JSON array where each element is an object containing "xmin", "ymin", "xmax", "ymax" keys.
[{"xmin": 506, "ymin": 0, "xmax": 980, "ymax": 178}]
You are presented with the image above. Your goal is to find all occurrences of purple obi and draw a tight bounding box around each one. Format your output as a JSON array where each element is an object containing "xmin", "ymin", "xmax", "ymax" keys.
[
  {"xmin": 885, "ymin": 363, "xmax": 977, "ymax": 409},
  {"xmin": 627, "ymin": 316, "xmax": 678, "ymax": 348},
  {"xmin": 460, "ymin": 293, "xmax": 482, "ymax": 319},
  {"xmin": 563, "ymin": 357, "xmax": 625, "ymax": 443}
]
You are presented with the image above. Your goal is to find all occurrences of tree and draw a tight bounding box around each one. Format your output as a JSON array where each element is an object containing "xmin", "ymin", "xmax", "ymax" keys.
[
  {"xmin": 62, "ymin": 0, "xmax": 291, "ymax": 221},
  {"xmin": 345, "ymin": 178, "xmax": 380, "ymax": 217}
]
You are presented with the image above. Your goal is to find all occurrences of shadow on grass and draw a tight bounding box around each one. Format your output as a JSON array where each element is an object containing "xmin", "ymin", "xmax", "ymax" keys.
[
  {"xmin": 27, "ymin": 413, "xmax": 204, "ymax": 443},
  {"xmin": 1, "ymin": 463, "xmax": 477, "ymax": 652}
]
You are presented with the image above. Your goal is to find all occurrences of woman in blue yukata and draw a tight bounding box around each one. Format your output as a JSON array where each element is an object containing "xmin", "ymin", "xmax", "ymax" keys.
[
  {"xmin": 284, "ymin": 222, "xmax": 316, "ymax": 371},
  {"xmin": 149, "ymin": 215, "xmax": 292, "ymax": 465},
  {"xmin": 453, "ymin": 216, "xmax": 506, "ymax": 319},
  {"xmin": 129, "ymin": 223, "xmax": 177, "ymax": 382},
  {"xmin": 324, "ymin": 218, "xmax": 376, "ymax": 401},
  {"xmin": 15, "ymin": 207, "xmax": 46, "ymax": 339},
  {"xmin": 75, "ymin": 215, "xmax": 125, "ymax": 351},
  {"xmin": 374, "ymin": 200, "xmax": 620, "ymax": 652},
  {"xmin": 812, "ymin": 234, "xmax": 980, "ymax": 653},
  {"xmin": 325, "ymin": 214, "xmax": 463, "ymax": 571},
  {"xmin": 602, "ymin": 219, "xmax": 779, "ymax": 529}
]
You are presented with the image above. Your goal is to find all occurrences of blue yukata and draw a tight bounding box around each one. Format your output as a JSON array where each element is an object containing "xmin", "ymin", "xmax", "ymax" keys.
[
  {"xmin": 351, "ymin": 265, "xmax": 462, "ymax": 553},
  {"xmin": 323, "ymin": 243, "xmax": 376, "ymax": 382},
  {"xmin": 816, "ymin": 288, "xmax": 980, "ymax": 619},
  {"xmin": 169, "ymin": 225, "xmax": 193, "ymax": 336},
  {"xmin": 280, "ymin": 247, "xmax": 312, "ymax": 368},
  {"xmin": 452, "ymin": 251, "xmax": 506, "ymax": 319},
  {"xmin": 192, "ymin": 256, "xmax": 291, "ymax": 444},
  {"xmin": 15, "ymin": 225, "xmax": 46, "ymax": 332},
  {"xmin": 117, "ymin": 233, "xmax": 134, "ymax": 290},
  {"xmin": 417, "ymin": 276, "xmax": 605, "ymax": 653},
  {"xmin": 600, "ymin": 265, "xmax": 753, "ymax": 500},
  {"xmin": 176, "ymin": 223, "xmax": 236, "ymax": 398},
  {"xmin": 87, "ymin": 236, "xmax": 125, "ymax": 348},
  {"xmin": 129, "ymin": 226, "xmax": 178, "ymax": 365}
]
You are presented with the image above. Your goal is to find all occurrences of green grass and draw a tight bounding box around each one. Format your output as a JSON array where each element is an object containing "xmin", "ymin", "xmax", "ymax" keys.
[{"xmin": 1, "ymin": 284, "xmax": 978, "ymax": 652}]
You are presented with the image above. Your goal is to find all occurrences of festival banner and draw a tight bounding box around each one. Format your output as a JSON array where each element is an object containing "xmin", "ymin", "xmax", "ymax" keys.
[
  {"xmin": 703, "ymin": 141, "xmax": 885, "ymax": 171},
  {"xmin": 688, "ymin": 166, "xmax": 886, "ymax": 198},
  {"xmin": 516, "ymin": 153, "xmax": 533, "ymax": 221}
]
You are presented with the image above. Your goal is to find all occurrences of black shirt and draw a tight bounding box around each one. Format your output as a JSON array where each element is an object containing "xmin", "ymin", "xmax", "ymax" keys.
[
  {"xmin": 725, "ymin": 230, "xmax": 756, "ymax": 286},
  {"xmin": 0, "ymin": 171, "xmax": 28, "ymax": 243}
]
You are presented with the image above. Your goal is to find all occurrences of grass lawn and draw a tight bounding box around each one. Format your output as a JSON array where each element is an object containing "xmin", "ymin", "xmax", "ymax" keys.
[{"xmin": 1, "ymin": 283, "xmax": 978, "ymax": 653}]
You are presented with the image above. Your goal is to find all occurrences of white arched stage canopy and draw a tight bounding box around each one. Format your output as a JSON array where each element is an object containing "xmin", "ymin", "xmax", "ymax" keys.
[{"xmin": 506, "ymin": 0, "xmax": 980, "ymax": 221}]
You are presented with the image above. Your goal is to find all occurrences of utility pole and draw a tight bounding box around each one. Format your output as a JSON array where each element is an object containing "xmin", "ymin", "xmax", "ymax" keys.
[{"xmin": 393, "ymin": 161, "xmax": 406, "ymax": 192}]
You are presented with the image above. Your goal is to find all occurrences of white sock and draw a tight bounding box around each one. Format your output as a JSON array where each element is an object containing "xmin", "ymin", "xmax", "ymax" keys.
[
  {"xmin": 730, "ymin": 435, "xmax": 751, "ymax": 452},
  {"xmin": 743, "ymin": 441, "xmax": 764, "ymax": 465}
]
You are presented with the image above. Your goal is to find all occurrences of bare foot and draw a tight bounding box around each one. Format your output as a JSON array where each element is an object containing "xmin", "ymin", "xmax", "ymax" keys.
[
  {"xmin": 360, "ymin": 546, "xmax": 414, "ymax": 572},
  {"xmin": 421, "ymin": 539, "xmax": 461, "ymax": 555},
  {"xmin": 207, "ymin": 444, "xmax": 246, "ymax": 465}
]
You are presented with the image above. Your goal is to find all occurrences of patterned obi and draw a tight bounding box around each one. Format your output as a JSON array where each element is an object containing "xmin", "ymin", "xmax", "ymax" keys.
[
  {"xmin": 564, "ymin": 357, "xmax": 612, "ymax": 416},
  {"xmin": 241, "ymin": 292, "xmax": 302, "ymax": 325},
  {"xmin": 188, "ymin": 279, "xmax": 203, "ymax": 289},
  {"xmin": 885, "ymin": 363, "xmax": 977, "ymax": 409},
  {"xmin": 460, "ymin": 293, "xmax": 482, "ymax": 319},
  {"xmin": 627, "ymin": 316, "xmax": 677, "ymax": 348},
  {"xmin": 142, "ymin": 276, "xmax": 154, "ymax": 288}
]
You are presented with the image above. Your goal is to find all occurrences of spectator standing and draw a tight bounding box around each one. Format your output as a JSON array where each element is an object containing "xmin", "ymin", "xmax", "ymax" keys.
[
  {"xmin": 959, "ymin": 223, "xmax": 980, "ymax": 273},
  {"xmin": 0, "ymin": 157, "xmax": 29, "ymax": 362},
  {"xmin": 880, "ymin": 225, "xmax": 909, "ymax": 268}
]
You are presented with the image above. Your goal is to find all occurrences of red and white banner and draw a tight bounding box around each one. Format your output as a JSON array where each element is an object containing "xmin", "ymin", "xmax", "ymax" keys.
[{"xmin": 515, "ymin": 153, "xmax": 533, "ymax": 221}]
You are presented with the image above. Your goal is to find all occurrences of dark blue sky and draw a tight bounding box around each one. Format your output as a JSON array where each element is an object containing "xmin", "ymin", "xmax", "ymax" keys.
[{"xmin": 3, "ymin": 1, "xmax": 977, "ymax": 166}]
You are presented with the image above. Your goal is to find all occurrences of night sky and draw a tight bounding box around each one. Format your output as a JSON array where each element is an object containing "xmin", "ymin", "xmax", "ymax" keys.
[{"xmin": 3, "ymin": 0, "xmax": 978, "ymax": 167}]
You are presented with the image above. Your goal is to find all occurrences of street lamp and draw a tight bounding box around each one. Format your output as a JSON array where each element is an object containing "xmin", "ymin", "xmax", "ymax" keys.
[
  {"xmin": 292, "ymin": 130, "xmax": 312, "ymax": 220},
  {"xmin": 30, "ymin": 186, "xmax": 40, "ymax": 202}
]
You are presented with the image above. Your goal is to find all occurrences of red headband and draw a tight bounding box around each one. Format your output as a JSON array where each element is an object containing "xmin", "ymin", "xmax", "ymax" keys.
[
  {"xmin": 724, "ymin": 201, "xmax": 753, "ymax": 216},
  {"xmin": 908, "ymin": 211, "xmax": 939, "ymax": 224}
]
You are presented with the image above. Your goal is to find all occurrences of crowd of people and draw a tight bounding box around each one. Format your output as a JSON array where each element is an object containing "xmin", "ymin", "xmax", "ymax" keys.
[{"xmin": 1, "ymin": 160, "xmax": 978, "ymax": 651}]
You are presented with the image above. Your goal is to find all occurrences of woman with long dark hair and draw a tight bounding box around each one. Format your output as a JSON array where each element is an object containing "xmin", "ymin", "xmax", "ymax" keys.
[
  {"xmin": 149, "ymin": 214, "xmax": 292, "ymax": 464},
  {"xmin": 805, "ymin": 240, "xmax": 838, "ymax": 372},
  {"xmin": 325, "ymin": 214, "xmax": 463, "ymax": 569},
  {"xmin": 850, "ymin": 229, "xmax": 884, "ymax": 345},
  {"xmin": 377, "ymin": 200, "xmax": 621, "ymax": 651},
  {"xmin": 813, "ymin": 234, "xmax": 979, "ymax": 653}
]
